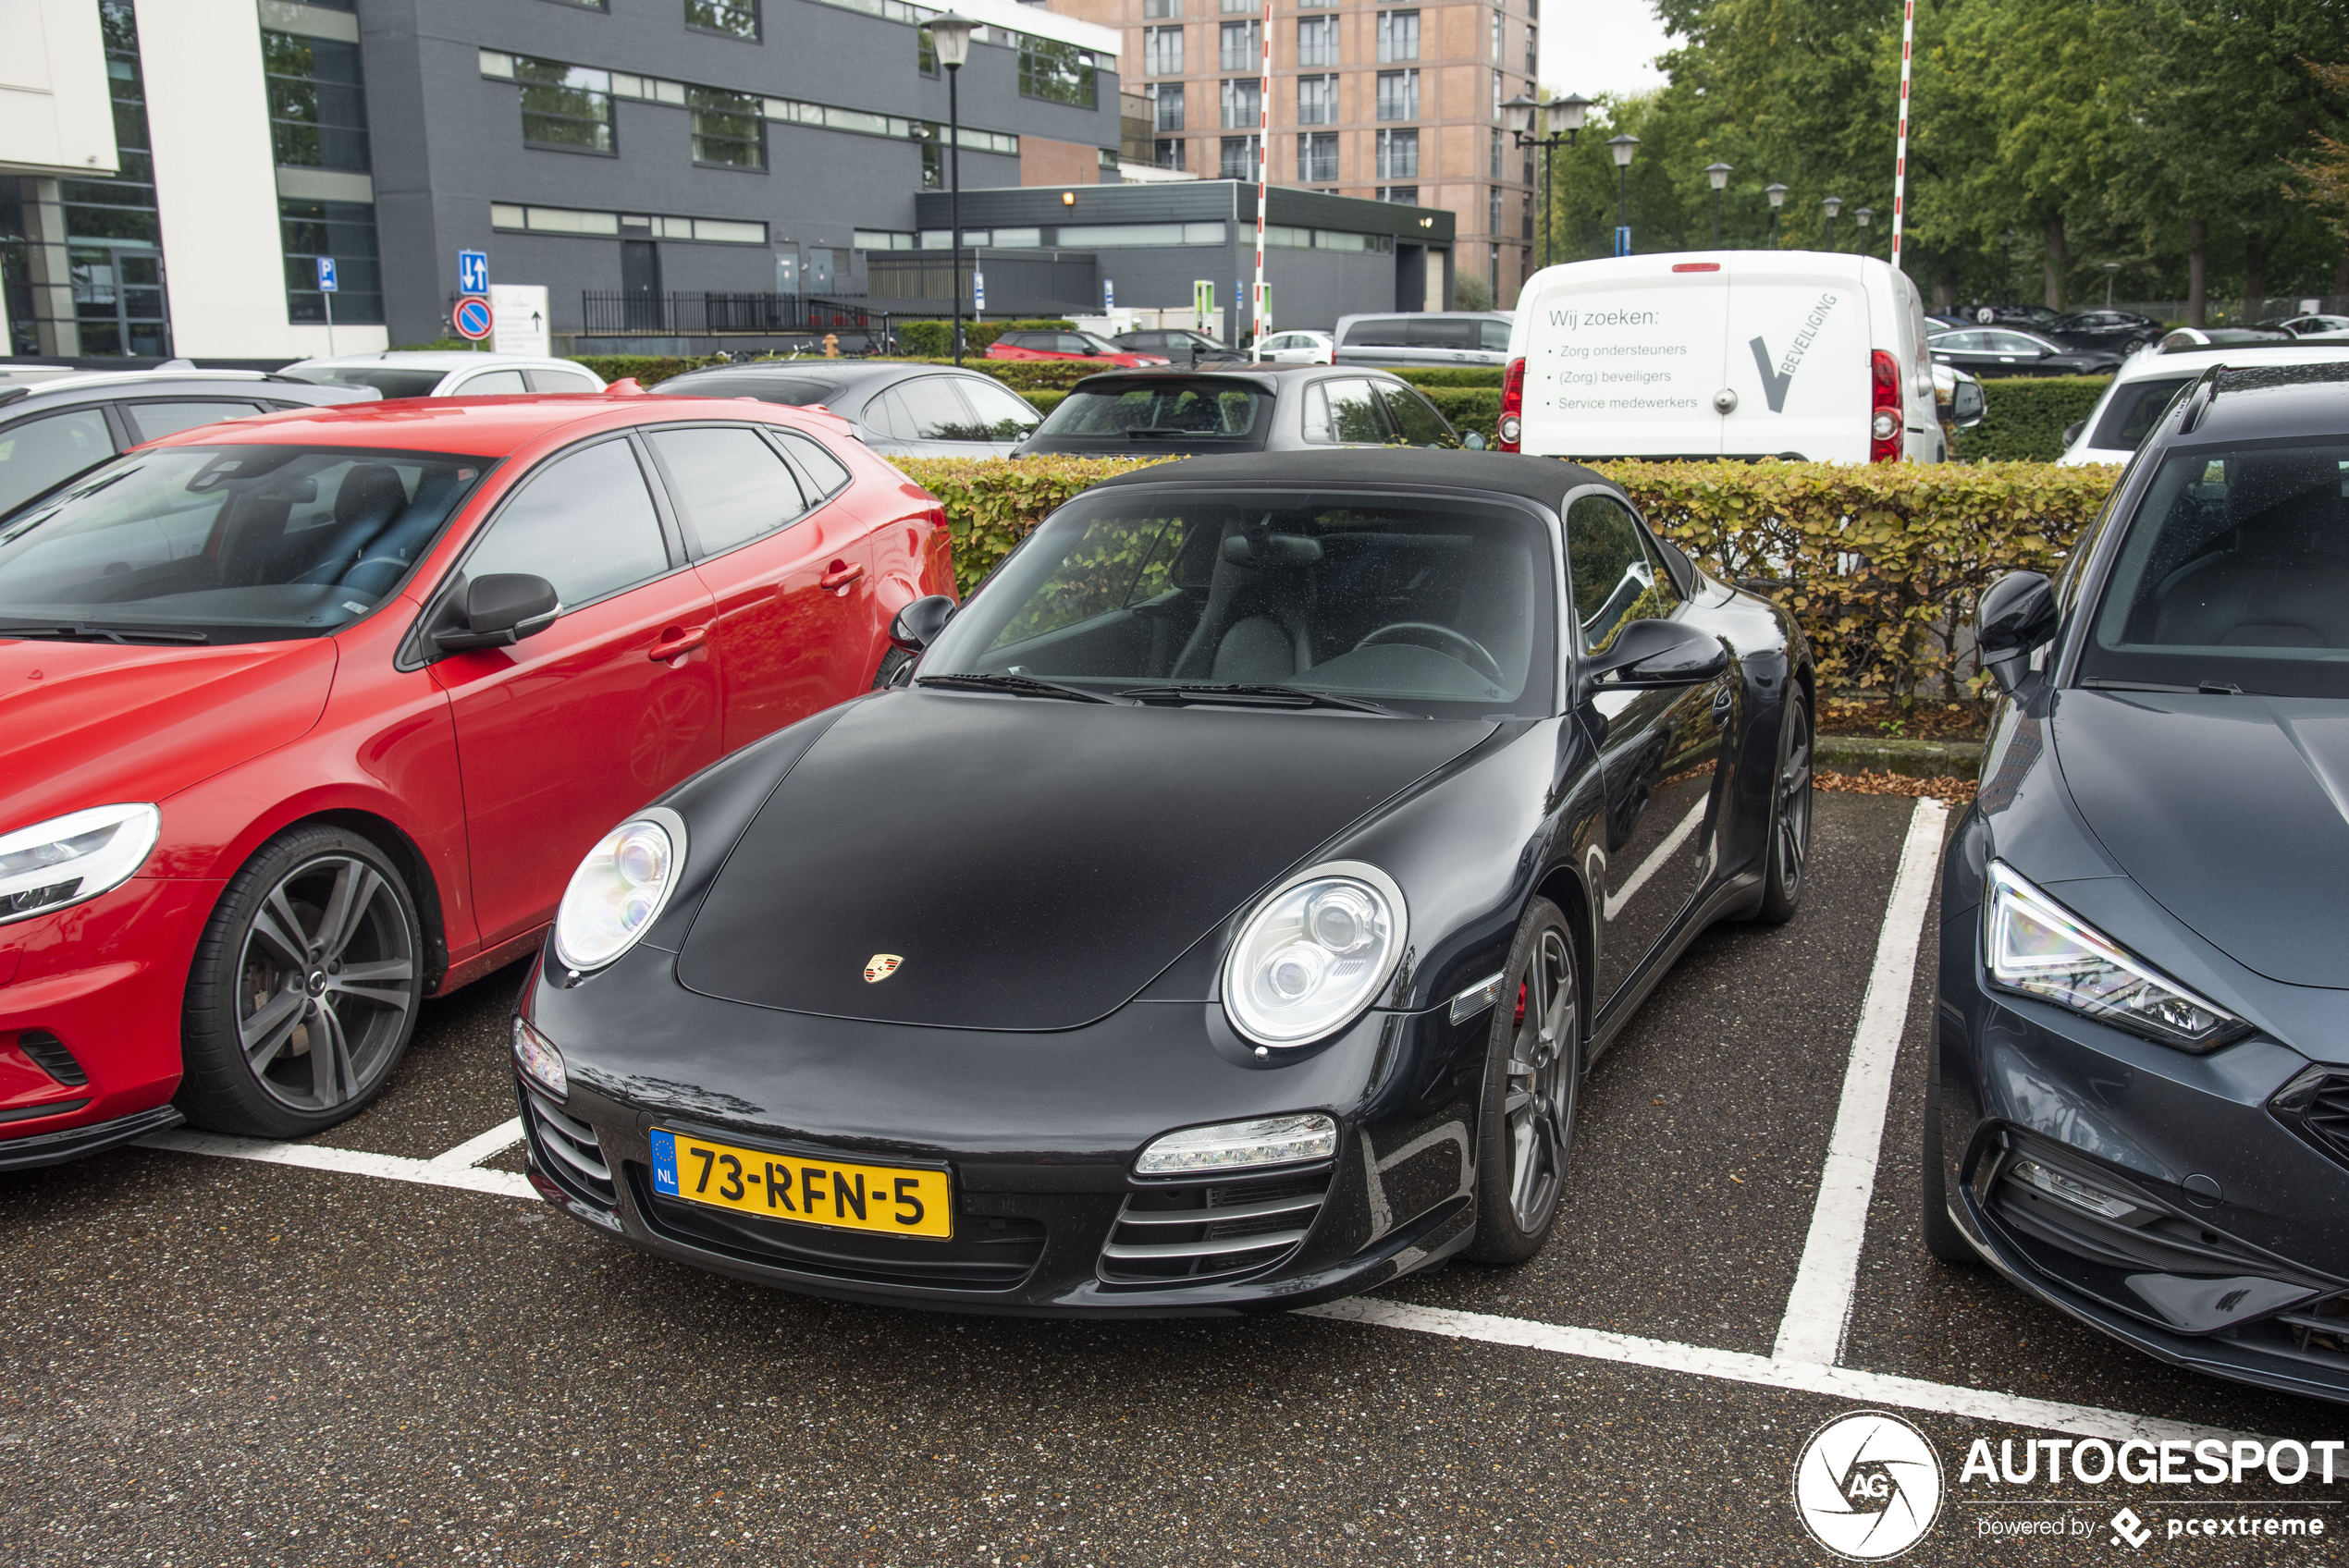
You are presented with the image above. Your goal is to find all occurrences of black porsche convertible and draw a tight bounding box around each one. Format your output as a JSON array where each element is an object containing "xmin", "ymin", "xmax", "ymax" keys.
[{"xmin": 511, "ymin": 449, "xmax": 1814, "ymax": 1314}]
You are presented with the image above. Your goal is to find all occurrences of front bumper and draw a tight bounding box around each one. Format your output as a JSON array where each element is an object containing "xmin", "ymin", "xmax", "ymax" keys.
[
  {"xmin": 1936, "ymin": 911, "xmax": 2349, "ymax": 1404},
  {"xmin": 1, "ymin": 877, "xmax": 215, "ymax": 1164},
  {"xmin": 516, "ymin": 945, "xmax": 1492, "ymax": 1316}
]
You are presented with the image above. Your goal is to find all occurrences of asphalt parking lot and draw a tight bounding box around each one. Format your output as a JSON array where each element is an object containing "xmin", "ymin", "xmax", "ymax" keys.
[{"xmin": 3, "ymin": 791, "xmax": 2342, "ymax": 1566}]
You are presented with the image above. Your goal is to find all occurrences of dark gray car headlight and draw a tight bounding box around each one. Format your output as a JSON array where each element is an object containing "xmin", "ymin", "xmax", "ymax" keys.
[
  {"xmin": 1222, "ymin": 861, "xmax": 1407, "ymax": 1048},
  {"xmin": 1983, "ymin": 862, "xmax": 2246, "ymax": 1052}
]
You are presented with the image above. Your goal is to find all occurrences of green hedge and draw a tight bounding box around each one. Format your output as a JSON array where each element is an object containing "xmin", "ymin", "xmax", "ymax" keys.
[
  {"xmin": 1952, "ymin": 374, "xmax": 2109, "ymax": 463},
  {"xmin": 895, "ymin": 455, "xmax": 2122, "ymax": 698},
  {"xmin": 1392, "ymin": 367, "xmax": 1506, "ymax": 388}
]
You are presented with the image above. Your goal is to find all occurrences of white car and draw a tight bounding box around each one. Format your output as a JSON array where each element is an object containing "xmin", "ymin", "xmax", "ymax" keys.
[
  {"xmin": 278, "ymin": 351, "xmax": 605, "ymax": 400},
  {"xmin": 1505, "ymin": 251, "xmax": 1944, "ymax": 463},
  {"xmin": 1255, "ymin": 330, "xmax": 1334, "ymax": 365},
  {"xmin": 2058, "ymin": 338, "xmax": 2349, "ymax": 465}
]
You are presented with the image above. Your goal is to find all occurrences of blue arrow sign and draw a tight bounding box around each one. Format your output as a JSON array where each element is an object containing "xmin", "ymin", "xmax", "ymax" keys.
[{"xmin": 458, "ymin": 249, "xmax": 488, "ymax": 296}]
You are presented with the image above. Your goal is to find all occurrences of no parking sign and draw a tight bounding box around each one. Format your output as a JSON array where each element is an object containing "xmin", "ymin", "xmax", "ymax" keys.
[{"xmin": 452, "ymin": 296, "xmax": 494, "ymax": 341}]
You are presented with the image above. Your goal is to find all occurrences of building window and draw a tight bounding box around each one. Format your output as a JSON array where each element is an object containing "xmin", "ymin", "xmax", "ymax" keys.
[
  {"xmin": 1219, "ymin": 0, "xmax": 1252, "ymax": 10},
  {"xmin": 1155, "ymin": 137, "xmax": 1187, "ymax": 170},
  {"xmin": 1142, "ymin": 0, "xmax": 1180, "ymax": 16},
  {"xmin": 918, "ymin": 25, "xmax": 936, "ymax": 73},
  {"xmin": 921, "ymin": 137, "xmax": 941, "ymax": 188},
  {"xmin": 516, "ymin": 59, "xmax": 616, "ymax": 153},
  {"xmin": 1217, "ymin": 20, "xmax": 1259, "ymax": 72},
  {"xmin": 1298, "ymin": 16, "xmax": 1336, "ymax": 67},
  {"xmin": 1375, "ymin": 128, "xmax": 1417, "ymax": 179},
  {"xmin": 1522, "ymin": 152, "xmax": 1533, "ymax": 187},
  {"xmin": 1020, "ymin": 39, "xmax": 1098, "ymax": 107},
  {"xmin": 1143, "ymin": 26, "xmax": 1183, "ymax": 77},
  {"xmin": 1526, "ymin": 24, "xmax": 1537, "ymax": 75},
  {"xmin": 1298, "ymin": 0, "xmax": 1334, "ymax": 8},
  {"xmin": 1491, "ymin": 9, "xmax": 1502, "ymax": 60},
  {"xmin": 1297, "ymin": 73, "xmax": 1336, "ymax": 125},
  {"xmin": 1376, "ymin": 185, "xmax": 1418, "ymax": 203},
  {"xmin": 684, "ymin": 0, "xmax": 760, "ymax": 40},
  {"xmin": 690, "ymin": 85, "xmax": 766, "ymax": 167},
  {"xmin": 281, "ymin": 197, "xmax": 383, "ymax": 325},
  {"xmin": 1153, "ymin": 81, "xmax": 1186, "ymax": 132},
  {"xmin": 1488, "ymin": 185, "xmax": 1501, "ymax": 236},
  {"xmin": 1220, "ymin": 77, "xmax": 1260, "ymax": 130},
  {"xmin": 263, "ymin": 31, "xmax": 371, "ymax": 172},
  {"xmin": 1219, "ymin": 135, "xmax": 1258, "ymax": 179},
  {"xmin": 1375, "ymin": 69, "xmax": 1417, "ymax": 122},
  {"xmin": 58, "ymin": 1, "xmax": 169, "ymax": 356},
  {"xmin": 1492, "ymin": 69, "xmax": 1504, "ymax": 119},
  {"xmin": 1489, "ymin": 126, "xmax": 1502, "ymax": 178},
  {"xmin": 1297, "ymin": 130, "xmax": 1337, "ymax": 182},
  {"xmin": 1376, "ymin": 10, "xmax": 1419, "ymax": 64}
]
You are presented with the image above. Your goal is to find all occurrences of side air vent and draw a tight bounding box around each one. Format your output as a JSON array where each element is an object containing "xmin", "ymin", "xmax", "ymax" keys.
[
  {"xmin": 1097, "ymin": 1171, "xmax": 1331, "ymax": 1288},
  {"xmin": 520, "ymin": 1085, "xmax": 616, "ymax": 1208},
  {"xmin": 2272, "ymin": 1069, "xmax": 2349, "ymax": 1171},
  {"xmin": 16, "ymin": 1030, "xmax": 88, "ymax": 1087}
]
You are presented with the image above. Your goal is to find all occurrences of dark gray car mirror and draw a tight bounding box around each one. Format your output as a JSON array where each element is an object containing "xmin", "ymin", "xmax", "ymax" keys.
[
  {"xmin": 432, "ymin": 572, "xmax": 560, "ymax": 653},
  {"xmin": 1579, "ymin": 619, "xmax": 1728, "ymax": 697},
  {"xmin": 889, "ymin": 593, "xmax": 956, "ymax": 653},
  {"xmin": 1950, "ymin": 378, "xmax": 1986, "ymax": 428},
  {"xmin": 1977, "ymin": 570, "xmax": 2058, "ymax": 693}
]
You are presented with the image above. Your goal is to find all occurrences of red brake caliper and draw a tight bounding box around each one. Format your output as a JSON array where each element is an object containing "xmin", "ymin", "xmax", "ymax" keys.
[{"xmin": 1514, "ymin": 981, "xmax": 1528, "ymax": 1030}]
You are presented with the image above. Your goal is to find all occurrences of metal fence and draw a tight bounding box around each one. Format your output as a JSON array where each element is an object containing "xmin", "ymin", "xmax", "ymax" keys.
[{"xmin": 579, "ymin": 291, "xmax": 882, "ymax": 337}]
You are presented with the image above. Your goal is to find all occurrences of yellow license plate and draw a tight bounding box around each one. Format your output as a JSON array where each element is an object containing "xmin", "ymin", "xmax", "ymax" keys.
[{"xmin": 649, "ymin": 1129, "xmax": 952, "ymax": 1240}]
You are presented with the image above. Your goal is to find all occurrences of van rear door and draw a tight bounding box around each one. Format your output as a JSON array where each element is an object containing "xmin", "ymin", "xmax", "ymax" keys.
[
  {"xmin": 1518, "ymin": 258, "xmax": 1731, "ymax": 459},
  {"xmin": 1717, "ymin": 254, "xmax": 1871, "ymax": 462}
]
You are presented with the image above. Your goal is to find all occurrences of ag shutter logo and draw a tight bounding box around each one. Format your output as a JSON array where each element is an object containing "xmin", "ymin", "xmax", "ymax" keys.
[{"xmin": 1793, "ymin": 1411, "xmax": 1945, "ymax": 1561}]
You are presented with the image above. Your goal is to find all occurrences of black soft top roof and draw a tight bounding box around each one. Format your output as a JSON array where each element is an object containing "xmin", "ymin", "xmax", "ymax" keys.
[{"xmin": 1080, "ymin": 447, "xmax": 1616, "ymax": 512}]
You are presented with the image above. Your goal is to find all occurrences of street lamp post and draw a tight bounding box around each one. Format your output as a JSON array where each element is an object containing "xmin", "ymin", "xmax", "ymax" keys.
[
  {"xmin": 1999, "ymin": 227, "xmax": 2016, "ymax": 304},
  {"xmin": 929, "ymin": 12, "xmax": 977, "ymax": 364},
  {"xmin": 1704, "ymin": 162, "xmax": 1732, "ymax": 248},
  {"xmin": 1852, "ymin": 205, "xmax": 1873, "ymax": 257},
  {"xmin": 1503, "ymin": 92, "xmax": 1589, "ymax": 272},
  {"xmin": 1765, "ymin": 182, "xmax": 1788, "ymax": 248},
  {"xmin": 1822, "ymin": 194, "xmax": 1842, "ymax": 251},
  {"xmin": 2100, "ymin": 261, "xmax": 2121, "ymax": 306},
  {"xmin": 1607, "ymin": 133, "xmax": 1639, "ymax": 255}
]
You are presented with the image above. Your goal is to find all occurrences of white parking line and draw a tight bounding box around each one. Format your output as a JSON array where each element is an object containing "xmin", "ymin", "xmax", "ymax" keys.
[
  {"xmin": 131, "ymin": 798, "xmax": 2255, "ymax": 1443},
  {"xmin": 1773, "ymin": 795, "xmax": 1949, "ymax": 1366}
]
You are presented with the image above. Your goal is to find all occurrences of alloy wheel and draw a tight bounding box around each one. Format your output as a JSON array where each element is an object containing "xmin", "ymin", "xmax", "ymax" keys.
[
  {"xmin": 1777, "ymin": 703, "xmax": 1814, "ymax": 900},
  {"xmin": 235, "ymin": 853, "xmax": 417, "ymax": 1113},
  {"xmin": 1504, "ymin": 928, "xmax": 1579, "ymax": 1233}
]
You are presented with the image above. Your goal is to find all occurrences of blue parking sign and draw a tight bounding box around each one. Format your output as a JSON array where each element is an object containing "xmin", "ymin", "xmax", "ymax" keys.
[
  {"xmin": 458, "ymin": 249, "xmax": 488, "ymax": 296},
  {"xmin": 315, "ymin": 256, "xmax": 338, "ymax": 293}
]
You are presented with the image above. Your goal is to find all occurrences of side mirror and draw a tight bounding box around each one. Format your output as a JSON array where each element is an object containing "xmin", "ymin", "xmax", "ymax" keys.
[
  {"xmin": 432, "ymin": 572, "xmax": 560, "ymax": 653},
  {"xmin": 1950, "ymin": 378, "xmax": 1986, "ymax": 428},
  {"xmin": 1579, "ymin": 619, "xmax": 1728, "ymax": 696},
  {"xmin": 1976, "ymin": 570, "xmax": 2058, "ymax": 693},
  {"xmin": 889, "ymin": 593, "xmax": 956, "ymax": 653},
  {"xmin": 2060, "ymin": 420, "xmax": 2086, "ymax": 448},
  {"xmin": 1461, "ymin": 431, "xmax": 1488, "ymax": 450}
]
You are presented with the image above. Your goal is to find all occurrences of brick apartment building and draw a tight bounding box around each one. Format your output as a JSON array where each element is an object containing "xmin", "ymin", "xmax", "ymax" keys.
[{"xmin": 1042, "ymin": 0, "xmax": 1538, "ymax": 304}]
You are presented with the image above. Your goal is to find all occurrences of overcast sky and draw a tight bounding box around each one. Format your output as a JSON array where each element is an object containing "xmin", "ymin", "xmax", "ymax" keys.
[{"xmin": 1538, "ymin": 1, "xmax": 1675, "ymax": 100}]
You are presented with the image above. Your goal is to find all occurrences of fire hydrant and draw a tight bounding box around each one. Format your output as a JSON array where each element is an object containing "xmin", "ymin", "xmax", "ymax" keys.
[{"xmin": 823, "ymin": 333, "xmax": 840, "ymax": 358}]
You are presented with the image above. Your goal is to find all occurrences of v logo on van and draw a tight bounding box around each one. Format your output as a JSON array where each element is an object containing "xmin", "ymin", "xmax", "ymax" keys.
[{"xmin": 1749, "ymin": 337, "xmax": 1794, "ymax": 413}]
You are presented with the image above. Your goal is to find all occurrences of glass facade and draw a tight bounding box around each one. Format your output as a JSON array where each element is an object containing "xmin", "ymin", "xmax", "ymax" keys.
[
  {"xmin": 264, "ymin": 31, "xmax": 371, "ymax": 171},
  {"xmin": 62, "ymin": 1, "xmax": 169, "ymax": 355},
  {"xmin": 1019, "ymin": 38, "xmax": 1097, "ymax": 107},
  {"xmin": 281, "ymin": 198, "xmax": 384, "ymax": 325}
]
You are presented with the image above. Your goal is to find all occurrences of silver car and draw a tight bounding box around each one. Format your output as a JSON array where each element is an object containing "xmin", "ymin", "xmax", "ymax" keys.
[
  {"xmin": 278, "ymin": 350, "xmax": 605, "ymax": 399},
  {"xmin": 651, "ymin": 361, "xmax": 1043, "ymax": 459},
  {"xmin": 1332, "ymin": 311, "xmax": 1516, "ymax": 369},
  {"xmin": 1014, "ymin": 365, "xmax": 1472, "ymax": 458}
]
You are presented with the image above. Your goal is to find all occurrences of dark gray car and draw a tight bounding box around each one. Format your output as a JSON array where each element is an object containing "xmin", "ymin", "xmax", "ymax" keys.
[
  {"xmin": 1112, "ymin": 329, "xmax": 1247, "ymax": 367},
  {"xmin": 649, "ymin": 361, "xmax": 1042, "ymax": 459},
  {"xmin": 0, "ymin": 366, "xmax": 377, "ymax": 519},
  {"xmin": 1014, "ymin": 365, "xmax": 1473, "ymax": 458}
]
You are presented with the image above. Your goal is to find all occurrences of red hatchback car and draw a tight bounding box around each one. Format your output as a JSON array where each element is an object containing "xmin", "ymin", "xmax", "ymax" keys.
[
  {"xmin": 983, "ymin": 329, "xmax": 1169, "ymax": 368},
  {"xmin": 0, "ymin": 392, "xmax": 952, "ymax": 1167}
]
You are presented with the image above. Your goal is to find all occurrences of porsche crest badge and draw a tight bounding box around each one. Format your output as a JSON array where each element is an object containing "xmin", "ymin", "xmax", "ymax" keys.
[{"xmin": 864, "ymin": 953, "xmax": 903, "ymax": 983}]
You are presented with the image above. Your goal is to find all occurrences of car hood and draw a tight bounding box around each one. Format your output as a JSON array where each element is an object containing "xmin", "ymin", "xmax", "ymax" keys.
[
  {"xmin": 674, "ymin": 692, "xmax": 1492, "ymax": 1030},
  {"xmin": 0, "ymin": 637, "xmax": 337, "ymax": 837},
  {"xmin": 2054, "ymin": 689, "xmax": 2349, "ymax": 989}
]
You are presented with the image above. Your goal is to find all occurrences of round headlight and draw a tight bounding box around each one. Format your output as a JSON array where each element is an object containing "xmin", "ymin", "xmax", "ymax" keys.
[
  {"xmin": 553, "ymin": 808, "xmax": 686, "ymax": 973},
  {"xmin": 1222, "ymin": 862, "xmax": 1407, "ymax": 1047}
]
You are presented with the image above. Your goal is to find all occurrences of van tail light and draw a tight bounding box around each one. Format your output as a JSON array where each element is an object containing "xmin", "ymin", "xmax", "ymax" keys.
[
  {"xmin": 1498, "ymin": 357, "xmax": 1526, "ymax": 452},
  {"xmin": 1869, "ymin": 349, "xmax": 1902, "ymax": 463}
]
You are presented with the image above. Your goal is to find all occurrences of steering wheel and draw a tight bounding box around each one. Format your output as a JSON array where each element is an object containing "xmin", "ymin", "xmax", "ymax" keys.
[{"xmin": 1354, "ymin": 622, "xmax": 1506, "ymax": 687}]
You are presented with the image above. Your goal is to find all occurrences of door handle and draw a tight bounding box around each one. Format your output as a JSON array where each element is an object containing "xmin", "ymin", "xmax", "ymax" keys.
[
  {"xmin": 820, "ymin": 561, "xmax": 866, "ymax": 594},
  {"xmin": 648, "ymin": 624, "xmax": 707, "ymax": 662},
  {"xmin": 1712, "ymin": 685, "xmax": 1734, "ymax": 720}
]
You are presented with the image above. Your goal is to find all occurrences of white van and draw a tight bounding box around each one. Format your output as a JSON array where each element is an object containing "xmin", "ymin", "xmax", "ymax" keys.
[{"xmin": 1501, "ymin": 251, "xmax": 1942, "ymax": 463}]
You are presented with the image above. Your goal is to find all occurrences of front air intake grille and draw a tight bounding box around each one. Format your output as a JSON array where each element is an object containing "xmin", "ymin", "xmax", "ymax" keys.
[
  {"xmin": 520, "ymin": 1084, "xmax": 616, "ymax": 1209},
  {"xmin": 15, "ymin": 1030, "xmax": 87, "ymax": 1087},
  {"xmin": 1097, "ymin": 1171, "xmax": 1331, "ymax": 1289},
  {"xmin": 2272, "ymin": 1070, "xmax": 2349, "ymax": 1171},
  {"xmin": 2217, "ymin": 1293, "xmax": 2349, "ymax": 1375},
  {"xmin": 632, "ymin": 1169, "xmax": 1047, "ymax": 1292}
]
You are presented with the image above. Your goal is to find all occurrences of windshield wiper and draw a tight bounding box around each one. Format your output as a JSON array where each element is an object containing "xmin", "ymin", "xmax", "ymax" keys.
[
  {"xmin": 2080, "ymin": 677, "xmax": 2242, "ymax": 695},
  {"xmin": 1117, "ymin": 682, "xmax": 1399, "ymax": 716},
  {"xmin": 0, "ymin": 621, "xmax": 209, "ymax": 644},
  {"xmin": 916, "ymin": 672, "xmax": 1123, "ymax": 704},
  {"xmin": 1125, "ymin": 427, "xmax": 1208, "ymax": 440}
]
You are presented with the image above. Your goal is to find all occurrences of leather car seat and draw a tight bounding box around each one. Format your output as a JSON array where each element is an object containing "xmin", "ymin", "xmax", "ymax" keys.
[{"xmin": 2151, "ymin": 450, "xmax": 2349, "ymax": 647}]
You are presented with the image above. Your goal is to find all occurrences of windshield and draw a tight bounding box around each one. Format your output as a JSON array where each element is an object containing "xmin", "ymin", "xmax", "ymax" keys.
[
  {"xmin": 1033, "ymin": 382, "xmax": 1270, "ymax": 446},
  {"xmin": 1075, "ymin": 333, "xmax": 1126, "ymax": 355},
  {"xmin": 0, "ymin": 444, "xmax": 491, "ymax": 643},
  {"xmin": 919, "ymin": 484, "xmax": 1555, "ymax": 717},
  {"xmin": 283, "ymin": 367, "xmax": 447, "ymax": 399},
  {"xmin": 2087, "ymin": 376, "xmax": 2193, "ymax": 451},
  {"xmin": 654, "ymin": 373, "xmax": 843, "ymax": 406},
  {"xmin": 2084, "ymin": 439, "xmax": 2349, "ymax": 698}
]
